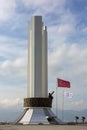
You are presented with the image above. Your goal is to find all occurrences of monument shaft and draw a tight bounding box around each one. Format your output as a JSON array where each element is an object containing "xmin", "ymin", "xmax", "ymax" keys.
[{"xmin": 28, "ymin": 16, "xmax": 48, "ymax": 98}]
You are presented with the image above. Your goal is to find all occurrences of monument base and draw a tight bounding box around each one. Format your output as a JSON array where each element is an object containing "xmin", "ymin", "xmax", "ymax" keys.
[
  {"xmin": 16, "ymin": 107, "xmax": 62, "ymax": 125},
  {"xmin": 15, "ymin": 96, "xmax": 62, "ymax": 124}
]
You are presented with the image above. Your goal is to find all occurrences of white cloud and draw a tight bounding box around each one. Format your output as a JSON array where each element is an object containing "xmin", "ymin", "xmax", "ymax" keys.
[
  {"xmin": 0, "ymin": 35, "xmax": 27, "ymax": 59},
  {"xmin": 81, "ymin": 27, "xmax": 87, "ymax": 33},
  {"xmin": 0, "ymin": 58, "xmax": 27, "ymax": 78},
  {"xmin": 0, "ymin": 0, "xmax": 16, "ymax": 22},
  {"xmin": 22, "ymin": 0, "xmax": 46, "ymax": 7},
  {"xmin": 21, "ymin": 0, "xmax": 66, "ymax": 16},
  {"xmin": 0, "ymin": 35, "xmax": 27, "ymax": 79},
  {"xmin": 48, "ymin": 42, "xmax": 87, "ymax": 79},
  {"xmin": 0, "ymin": 98, "xmax": 22, "ymax": 108},
  {"xmin": 58, "ymin": 24, "xmax": 73, "ymax": 34},
  {"xmin": 47, "ymin": 11, "xmax": 76, "ymax": 52},
  {"xmin": 22, "ymin": 0, "xmax": 65, "ymax": 8},
  {"xmin": 68, "ymin": 100, "xmax": 87, "ymax": 110}
]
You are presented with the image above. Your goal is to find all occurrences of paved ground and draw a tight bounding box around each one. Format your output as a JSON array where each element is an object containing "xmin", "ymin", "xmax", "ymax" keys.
[{"xmin": 0, "ymin": 125, "xmax": 87, "ymax": 130}]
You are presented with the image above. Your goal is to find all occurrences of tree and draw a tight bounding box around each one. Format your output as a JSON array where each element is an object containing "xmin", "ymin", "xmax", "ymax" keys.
[
  {"xmin": 75, "ymin": 116, "xmax": 79, "ymax": 124},
  {"xmin": 82, "ymin": 116, "xmax": 86, "ymax": 124}
]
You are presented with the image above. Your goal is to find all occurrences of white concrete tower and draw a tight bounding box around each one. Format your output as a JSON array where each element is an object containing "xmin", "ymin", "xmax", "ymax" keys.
[
  {"xmin": 28, "ymin": 16, "xmax": 47, "ymax": 98},
  {"xmin": 16, "ymin": 16, "xmax": 62, "ymax": 125}
]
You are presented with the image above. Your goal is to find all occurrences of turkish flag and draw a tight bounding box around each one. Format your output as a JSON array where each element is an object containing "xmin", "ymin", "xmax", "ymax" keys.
[{"xmin": 57, "ymin": 78, "xmax": 70, "ymax": 88}]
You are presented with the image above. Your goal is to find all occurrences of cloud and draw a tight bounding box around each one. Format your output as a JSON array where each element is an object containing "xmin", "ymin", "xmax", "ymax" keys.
[
  {"xmin": 81, "ymin": 27, "xmax": 87, "ymax": 33},
  {"xmin": 21, "ymin": 0, "xmax": 66, "ymax": 16},
  {"xmin": 0, "ymin": 58, "xmax": 27, "ymax": 78},
  {"xmin": 0, "ymin": 35, "xmax": 27, "ymax": 59},
  {"xmin": 47, "ymin": 7, "xmax": 87, "ymax": 100},
  {"xmin": 0, "ymin": 98, "xmax": 22, "ymax": 108},
  {"xmin": 22, "ymin": 0, "xmax": 47, "ymax": 7},
  {"xmin": 0, "ymin": 0, "xmax": 16, "ymax": 23},
  {"xmin": 0, "ymin": 35, "xmax": 27, "ymax": 83},
  {"xmin": 22, "ymin": 0, "xmax": 65, "ymax": 8},
  {"xmin": 48, "ymin": 42, "xmax": 87, "ymax": 82},
  {"xmin": 68, "ymin": 100, "xmax": 87, "ymax": 110}
]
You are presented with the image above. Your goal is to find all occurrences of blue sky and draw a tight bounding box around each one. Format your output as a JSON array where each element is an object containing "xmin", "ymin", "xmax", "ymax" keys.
[{"xmin": 0, "ymin": 0, "xmax": 87, "ymax": 121}]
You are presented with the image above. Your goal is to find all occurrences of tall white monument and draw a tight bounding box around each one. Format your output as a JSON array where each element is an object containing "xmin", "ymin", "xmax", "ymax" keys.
[
  {"xmin": 28, "ymin": 16, "xmax": 47, "ymax": 98},
  {"xmin": 16, "ymin": 16, "xmax": 61, "ymax": 124}
]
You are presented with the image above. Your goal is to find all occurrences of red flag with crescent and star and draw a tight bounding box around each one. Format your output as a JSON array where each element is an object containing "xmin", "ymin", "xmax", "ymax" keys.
[{"xmin": 57, "ymin": 78, "xmax": 70, "ymax": 88}]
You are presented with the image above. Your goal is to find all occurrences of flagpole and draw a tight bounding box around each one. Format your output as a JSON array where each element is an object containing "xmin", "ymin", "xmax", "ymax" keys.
[
  {"xmin": 57, "ymin": 78, "xmax": 71, "ymax": 122},
  {"xmin": 56, "ymin": 86, "xmax": 58, "ymax": 117},
  {"xmin": 62, "ymin": 90, "xmax": 64, "ymax": 122}
]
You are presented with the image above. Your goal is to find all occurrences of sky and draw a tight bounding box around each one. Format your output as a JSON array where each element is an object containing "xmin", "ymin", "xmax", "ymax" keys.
[{"xmin": 0, "ymin": 0, "xmax": 87, "ymax": 121}]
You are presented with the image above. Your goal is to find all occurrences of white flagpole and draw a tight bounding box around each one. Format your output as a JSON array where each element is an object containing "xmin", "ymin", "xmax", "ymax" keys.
[
  {"xmin": 56, "ymin": 86, "xmax": 58, "ymax": 117},
  {"xmin": 62, "ymin": 90, "xmax": 64, "ymax": 122}
]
